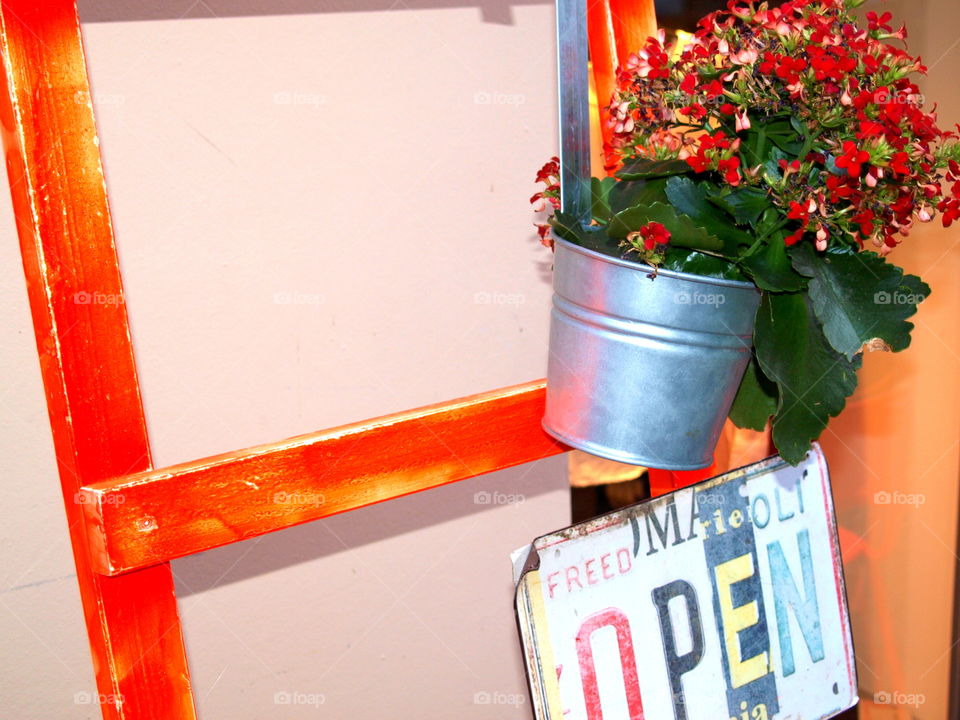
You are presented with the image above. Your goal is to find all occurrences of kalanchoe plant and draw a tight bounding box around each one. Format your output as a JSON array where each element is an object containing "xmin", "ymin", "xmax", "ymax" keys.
[{"xmin": 532, "ymin": 0, "xmax": 953, "ymax": 465}]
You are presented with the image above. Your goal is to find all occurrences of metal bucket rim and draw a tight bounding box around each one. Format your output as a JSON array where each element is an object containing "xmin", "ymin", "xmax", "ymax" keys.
[
  {"xmin": 540, "ymin": 420, "xmax": 712, "ymax": 471},
  {"xmin": 553, "ymin": 236, "xmax": 759, "ymax": 291}
]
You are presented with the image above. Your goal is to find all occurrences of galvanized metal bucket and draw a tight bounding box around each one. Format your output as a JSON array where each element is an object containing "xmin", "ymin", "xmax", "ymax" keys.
[{"xmin": 542, "ymin": 238, "xmax": 761, "ymax": 470}]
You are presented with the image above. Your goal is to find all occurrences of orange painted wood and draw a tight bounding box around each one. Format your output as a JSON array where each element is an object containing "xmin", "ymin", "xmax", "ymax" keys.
[
  {"xmin": 0, "ymin": 2, "xmax": 196, "ymax": 718},
  {"xmin": 588, "ymin": 0, "xmax": 657, "ymax": 160},
  {"xmin": 649, "ymin": 464, "xmax": 719, "ymax": 496},
  {"xmin": 608, "ymin": 0, "xmax": 658, "ymax": 61},
  {"xmin": 588, "ymin": 0, "xmax": 619, "ymax": 151},
  {"xmin": 80, "ymin": 381, "xmax": 566, "ymax": 575}
]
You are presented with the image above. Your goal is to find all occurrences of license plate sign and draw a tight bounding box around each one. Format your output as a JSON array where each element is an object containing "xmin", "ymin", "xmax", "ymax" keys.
[{"xmin": 514, "ymin": 445, "xmax": 856, "ymax": 720}]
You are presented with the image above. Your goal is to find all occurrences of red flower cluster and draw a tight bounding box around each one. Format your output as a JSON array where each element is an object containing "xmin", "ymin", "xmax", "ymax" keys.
[
  {"xmin": 685, "ymin": 130, "xmax": 742, "ymax": 187},
  {"xmin": 622, "ymin": 221, "xmax": 672, "ymax": 260},
  {"xmin": 531, "ymin": 157, "xmax": 561, "ymax": 247},
  {"xmin": 758, "ymin": 53, "xmax": 808, "ymax": 90},
  {"xmin": 939, "ymin": 161, "xmax": 960, "ymax": 227},
  {"xmin": 602, "ymin": 0, "xmax": 960, "ymax": 254},
  {"xmin": 637, "ymin": 221, "xmax": 671, "ymax": 250},
  {"xmin": 809, "ymin": 45, "xmax": 856, "ymax": 79},
  {"xmin": 835, "ymin": 142, "xmax": 870, "ymax": 178}
]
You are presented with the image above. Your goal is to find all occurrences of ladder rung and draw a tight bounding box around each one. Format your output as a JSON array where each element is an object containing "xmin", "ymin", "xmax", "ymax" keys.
[{"xmin": 79, "ymin": 380, "xmax": 566, "ymax": 576}]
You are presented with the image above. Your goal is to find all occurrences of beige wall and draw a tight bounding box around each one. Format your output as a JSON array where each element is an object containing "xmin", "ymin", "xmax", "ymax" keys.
[{"xmin": 0, "ymin": 2, "xmax": 569, "ymax": 718}]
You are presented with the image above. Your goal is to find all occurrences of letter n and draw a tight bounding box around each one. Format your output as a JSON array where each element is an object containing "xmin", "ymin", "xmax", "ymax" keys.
[{"xmin": 767, "ymin": 529, "xmax": 825, "ymax": 676}]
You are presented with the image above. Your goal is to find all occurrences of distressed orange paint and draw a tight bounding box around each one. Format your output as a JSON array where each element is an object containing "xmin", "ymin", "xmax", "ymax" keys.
[
  {"xmin": 589, "ymin": 0, "xmax": 619, "ymax": 151},
  {"xmin": 608, "ymin": 0, "xmax": 658, "ymax": 62},
  {"xmin": 0, "ymin": 1, "xmax": 195, "ymax": 717},
  {"xmin": 80, "ymin": 381, "xmax": 566, "ymax": 575},
  {"xmin": 590, "ymin": 0, "xmax": 659, "ymax": 159}
]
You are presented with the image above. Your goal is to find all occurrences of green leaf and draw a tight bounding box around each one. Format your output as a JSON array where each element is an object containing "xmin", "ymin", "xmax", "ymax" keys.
[
  {"xmin": 608, "ymin": 177, "xmax": 669, "ymax": 215},
  {"xmin": 762, "ymin": 117, "xmax": 795, "ymax": 136},
  {"xmin": 607, "ymin": 202, "xmax": 723, "ymax": 252},
  {"xmin": 741, "ymin": 117, "xmax": 794, "ymax": 171},
  {"xmin": 579, "ymin": 233, "xmax": 629, "ymax": 257},
  {"xmin": 708, "ymin": 187, "xmax": 772, "ymax": 227},
  {"xmin": 756, "ymin": 207, "xmax": 783, "ymax": 237},
  {"xmin": 660, "ymin": 249, "xmax": 748, "ymax": 281},
  {"xmin": 789, "ymin": 244, "xmax": 931, "ymax": 359},
  {"xmin": 590, "ymin": 176, "xmax": 671, "ymax": 224},
  {"xmin": 762, "ymin": 146, "xmax": 791, "ymax": 181},
  {"xmin": 769, "ymin": 134, "xmax": 805, "ymax": 155},
  {"xmin": 616, "ymin": 158, "xmax": 691, "ymax": 181},
  {"xmin": 764, "ymin": 115, "xmax": 810, "ymax": 155},
  {"xmin": 698, "ymin": 65, "xmax": 723, "ymax": 80},
  {"xmin": 740, "ymin": 235, "xmax": 808, "ymax": 292},
  {"xmin": 789, "ymin": 115, "xmax": 809, "ymax": 137},
  {"xmin": 755, "ymin": 291, "xmax": 861, "ymax": 465},
  {"xmin": 591, "ymin": 177, "xmax": 615, "ymax": 223},
  {"xmin": 549, "ymin": 211, "xmax": 590, "ymax": 244},
  {"xmin": 664, "ymin": 177, "xmax": 754, "ymax": 256},
  {"xmin": 729, "ymin": 356, "xmax": 778, "ymax": 431},
  {"xmin": 549, "ymin": 211, "xmax": 622, "ymax": 257}
]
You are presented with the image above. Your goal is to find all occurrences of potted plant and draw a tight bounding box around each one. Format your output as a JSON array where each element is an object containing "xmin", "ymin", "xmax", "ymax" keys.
[{"xmin": 532, "ymin": 0, "xmax": 953, "ymax": 468}]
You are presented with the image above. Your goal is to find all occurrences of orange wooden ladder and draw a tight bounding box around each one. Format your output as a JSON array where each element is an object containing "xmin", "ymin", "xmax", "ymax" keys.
[{"xmin": 0, "ymin": 1, "xmax": 657, "ymax": 717}]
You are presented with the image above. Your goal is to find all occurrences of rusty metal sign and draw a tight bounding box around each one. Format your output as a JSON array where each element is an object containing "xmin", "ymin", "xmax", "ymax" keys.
[{"xmin": 514, "ymin": 444, "xmax": 856, "ymax": 720}]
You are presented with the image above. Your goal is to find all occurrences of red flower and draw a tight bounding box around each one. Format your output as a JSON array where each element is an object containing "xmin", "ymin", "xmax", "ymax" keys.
[
  {"xmin": 718, "ymin": 156, "xmax": 742, "ymax": 186},
  {"xmin": 784, "ymin": 229, "xmax": 805, "ymax": 246},
  {"xmin": 826, "ymin": 174, "xmax": 859, "ymax": 201},
  {"xmin": 701, "ymin": 80, "xmax": 725, "ymax": 100},
  {"xmin": 890, "ymin": 192, "xmax": 916, "ymax": 217},
  {"xmin": 680, "ymin": 73, "xmax": 698, "ymax": 95},
  {"xmin": 835, "ymin": 141, "xmax": 871, "ymax": 177},
  {"xmin": 681, "ymin": 103, "xmax": 708, "ymax": 122},
  {"xmin": 701, "ymin": 131, "xmax": 732, "ymax": 151},
  {"xmin": 787, "ymin": 201, "xmax": 810, "ymax": 223},
  {"xmin": 939, "ymin": 198, "xmax": 960, "ymax": 228},
  {"xmin": 638, "ymin": 221, "xmax": 671, "ymax": 250},
  {"xmin": 685, "ymin": 151, "xmax": 711, "ymax": 173},
  {"xmin": 866, "ymin": 11, "xmax": 893, "ymax": 32},
  {"xmin": 807, "ymin": 45, "xmax": 856, "ymax": 84},
  {"xmin": 857, "ymin": 120, "xmax": 886, "ymax": 139},
  {"xmin": 889, "ymin": 152, "xmax": 911, "ymax": 176},
  {"xmin": 532, "ymin": 157, "xmax": 561, "ymax": 211},
  {"xmin": 625, "ymin": 37, "xmax": 671, "ymax": 80},
  {"xmin": 535, "ymin": 157, "xmax": 559, "ymax": 183},
  {"xmin": 758, "ymin": 52, "xmax": 779, "ymax": 75},
  {"xmin": 862, "ymin": 54, "xmax": 882, "ymax": 75},
  {"xmin": 530, "ymin": 191, "xmax": 560, "ymax": 211},
  {"xmin": 851, "ymin": 209, "xmax": 876, "ymax": 236},
  {"xmin": 760, "ymin": 52, "xmax": 807, "ymax": 83},
  {"xmin": 535, "ymin": 223, "xmax": 554, "ymax": 249}
]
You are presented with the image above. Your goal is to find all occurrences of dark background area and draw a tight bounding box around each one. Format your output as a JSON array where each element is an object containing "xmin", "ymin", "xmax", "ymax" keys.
[
  {"xmin": 655, "ymin": 0, "xmax": 728, "ymax": 28},
  {"xmin": 655, "ymin": 0, "xmax": 787, "ymax": 30}
]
